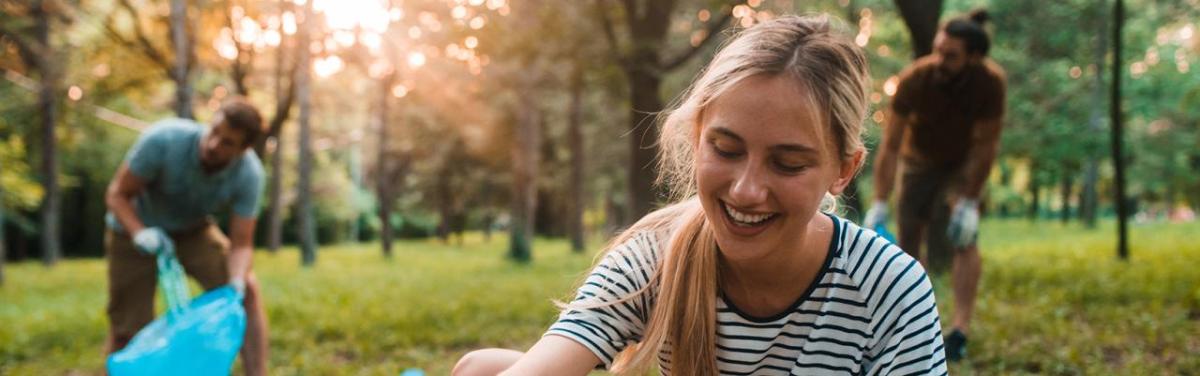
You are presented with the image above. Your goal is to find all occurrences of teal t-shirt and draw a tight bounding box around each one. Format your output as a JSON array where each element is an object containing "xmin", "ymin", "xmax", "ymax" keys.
[{"xmin": 105, "ymin": 118, "xmax": 265, "ymax": 233}]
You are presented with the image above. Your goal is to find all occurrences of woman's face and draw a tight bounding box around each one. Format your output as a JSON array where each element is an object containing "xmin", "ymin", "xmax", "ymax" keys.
[{"xmin": 695, "ymin": 74, "xmax": 859, "ymax": 263}]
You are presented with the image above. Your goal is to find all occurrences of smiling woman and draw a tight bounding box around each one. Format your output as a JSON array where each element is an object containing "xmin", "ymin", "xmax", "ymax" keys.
[{"xmin": 453, "ymin": 14, "xmax": 947, "ymax": 376}]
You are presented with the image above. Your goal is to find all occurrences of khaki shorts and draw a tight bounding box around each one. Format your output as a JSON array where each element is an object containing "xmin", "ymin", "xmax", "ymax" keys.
[
  {"xmin": 105, "ymin": 223, "xmax": 230, "ymax": 344},
  {"xmin": 895, "ymin": 160, "xmax": 974, "ymax": 272}
]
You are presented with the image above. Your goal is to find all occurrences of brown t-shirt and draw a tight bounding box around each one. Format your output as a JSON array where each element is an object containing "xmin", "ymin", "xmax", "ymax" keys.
[{"xmin": 891, "ymin": 55, "xmax": 1006, "ymax": 169}]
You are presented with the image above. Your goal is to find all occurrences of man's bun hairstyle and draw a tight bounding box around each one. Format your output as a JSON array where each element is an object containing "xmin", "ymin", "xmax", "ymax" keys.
[
  {"xmin": 968, "ymin": 9, "xmax": 990, "ymax": 25},
  {"xmin": 944, "ymin": 8, "xmax": 992, "ymax": 56}
]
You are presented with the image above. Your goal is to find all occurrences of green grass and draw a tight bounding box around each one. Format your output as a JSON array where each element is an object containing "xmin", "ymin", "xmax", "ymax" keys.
[{"xmin": 2, "ymin": 220, "xmax": 1199, "ymax": 375}]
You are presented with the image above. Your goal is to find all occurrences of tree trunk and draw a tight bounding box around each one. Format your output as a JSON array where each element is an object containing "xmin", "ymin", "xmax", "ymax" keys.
[
  {"xmin": 509, "ymin": 84, "xmax": 540, "ymax": 263},
  {"xmin": 295, "ymin": 0, "xmax": 316, "ymax": 266},
  {"xmin": 1080, "ymin": 12, "xmax": 1108, "ymax": 228},
  {"xmin": 482, "ymin": 211, "xmax": 494, "ymax": 242},
  {"xmin": 266, "ymin": 0, "xmax": 290, "ymax": 252},
  {"xmin": 567, "ymin": 63, "xmax": 586, "ymax": 253},
  {"xmin": 1028, "ymin": 179, "xmax": 1040, "ymax": 220},
  {"xmin": 225, "ymin": 0, "xmax": 251, "ymax": 96},
  {"xmin": 436, "ymin": 164, "xmax": 452, "ymax": 243},
  {"xmin": 1060, "ymin": 172, "xmax": 1073, "ymax": 223},
  {"xmin": 267, "ymin": 134, "xmax": 284, "ymax": 252},
  {"xmin": 626, "ymin": 69, "xmax": 663, "ymax": 220},
  {"xmin": 893, "ymin": 0, "xmax": 944, "ymax": 58},
  {"xmin": 1, "ymin": 157, "xmax": 6, "ymax": 285},
  {"xmin": 615, "ymin": 0, "xmax": 708, "ymax": 222},
  {"xmin": 376, "ymin": 74, "xmax": 394, "ymax": 258},
  {"xmin": 169, "ymin": 0, "xmax": 194, "ymax": 118},
  {"xmin": 34, "ymin": 0, "xmax": 61, "ymax": 266},
  {"xmin": 1110, "ymin": 0, "xmax": 1129, "ymax": 259}
]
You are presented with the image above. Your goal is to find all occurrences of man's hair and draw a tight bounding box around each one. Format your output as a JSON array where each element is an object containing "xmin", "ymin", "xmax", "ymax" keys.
[
  {"xmin": 218, "ymin": 96, "xmax": 265, "ymax": 147},
  {"xmin": 944, "ymin": 9, "xmax": 992, "ymax": 56}
]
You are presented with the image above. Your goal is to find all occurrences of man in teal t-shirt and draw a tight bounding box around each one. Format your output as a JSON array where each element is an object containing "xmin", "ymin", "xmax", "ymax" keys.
[{"xmin": 104, "ymin": 97, "xmax": 269, "ymax": 375}]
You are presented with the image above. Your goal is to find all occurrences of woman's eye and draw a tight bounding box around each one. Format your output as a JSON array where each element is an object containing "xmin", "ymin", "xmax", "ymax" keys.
[
  {"xmin": 710, "ymin": 140, "xmax": 741, "ymax": 158},
  {"xmin": 774, "ymin": 160, "xmax": 810, "ymax": 174}
]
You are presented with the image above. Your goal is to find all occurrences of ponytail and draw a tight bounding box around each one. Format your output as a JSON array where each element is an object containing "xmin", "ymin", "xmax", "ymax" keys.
[{"xmin": 610, "ymin": 199, "xmax": 719, "ymax": 375}]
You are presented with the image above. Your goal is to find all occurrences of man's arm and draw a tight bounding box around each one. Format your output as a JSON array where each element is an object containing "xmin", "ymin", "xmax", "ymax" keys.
[
  {"xmin": 106, "ymin": 164, "xmax": 148, "ymax": 234},
  {"xmin": 960, "ymin": 117, "xmax": 1003, "ymax": 199},
  {"xmin": 872, "ymin": 111, "xmax": 911, "ymax": 201},
  {"xmin": 227, "ymin": 215, "xmax": 257, "ymax": 283}
]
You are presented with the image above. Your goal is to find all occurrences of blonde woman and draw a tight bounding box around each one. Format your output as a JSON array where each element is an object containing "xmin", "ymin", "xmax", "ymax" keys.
[{"xmin": 455, "ymin": 14, "xmax": 947, "ymax": 376}]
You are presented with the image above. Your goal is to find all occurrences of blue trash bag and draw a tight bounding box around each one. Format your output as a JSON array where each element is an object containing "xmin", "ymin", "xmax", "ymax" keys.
[
  {"xmin": 400, "ymin": 368, "xmax": 426, "ymax": 376},
  {"xmin": 873, "ymin": 223, "xmax": 897, "ymax": 243},
  {"xmin": 107, "ymin": 251, "xmax": 246, "ymax": 376}
]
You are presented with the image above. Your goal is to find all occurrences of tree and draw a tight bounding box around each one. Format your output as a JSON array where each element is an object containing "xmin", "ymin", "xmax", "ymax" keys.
[
  {"xmin": 295, "ymin": 0, "xmax": 317, "ymax": 266},
  {"xmin": 566, "ymin": 62, "xmax": 586, "ymax": 252},
  {"xmin": 596, "ymin": 0, "xmax": 737, "ymax": 220},
  {"xmin": 376, "ymin": 72, "xmax": 397, "ymax": 257},
  {"xmin": 103, "ymin": 0, "xmax": 195, "ymax": 118},
  {"xmin": 0, "ymin": 150, "xmax": 5, "ymax": 284},
  {"xmin": 222, "ymin": 0, "xmax": 253, "ymax": 96},
  {"xmin": 892, "ymin": 0, "xmax": 943, "ymax": 58},
  {"xmin": 0, "ymin": 0, "xmax": 71, "ymax": 265},
  {"xmin": 1110, "ymin": 0, "xmax": 1128, "ymax": 259},
  {"xmin": 1080, "ymin": 11, "xmax": 1109, "ymax": 228},
  {"xmin": 34, "ymin": 0, "xmax": 63, "ymax": 266},
  {"xmin": 168, "ymin": 0, "xmax": 193, "ymax": 117},
  {"xmin": 259, "ymin": 0, "xmax": 298, "ymax": 253}
]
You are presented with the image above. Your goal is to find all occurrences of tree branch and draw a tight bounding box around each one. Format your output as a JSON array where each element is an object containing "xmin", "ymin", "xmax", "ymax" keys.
[
  {"xmin": 593, "ymin": 0, "xmax": 629, "ymax": 69},
  {"xmin": 224, "ymin": 0, "xmax": 252, "ymax": 95},
  {"xmin": 114, "ymin": 0, "xmax": 170, "ymax": 71},
  {"xmin": 0, "ymin": 23, "xmax": 43, "ymax": 68},
  {"xmin": 253, "ymin": 62, "xmax": 297, "ymax": 156},
  {"xmin": 659, "ymin": 3, "xmax": 736, "ymax": 71}
]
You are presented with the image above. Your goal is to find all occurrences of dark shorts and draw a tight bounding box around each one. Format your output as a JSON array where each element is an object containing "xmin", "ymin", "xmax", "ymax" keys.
[
  {"xmin": 105, "ymin": 223, "xmax": 230, "ymax": 344},
  {"xmin": 896, "ymin": 161, "xmax": 974, "ymax": 271}
]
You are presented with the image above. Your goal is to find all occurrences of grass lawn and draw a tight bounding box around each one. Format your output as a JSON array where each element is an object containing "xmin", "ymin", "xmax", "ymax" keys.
[{"xmin": 2, "ymin": 219, "xmax": 1198, "ymax": 375}]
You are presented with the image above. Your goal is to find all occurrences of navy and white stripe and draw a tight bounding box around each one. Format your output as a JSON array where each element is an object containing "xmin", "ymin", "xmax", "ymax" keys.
[{"xmin": 546, "ymin": 215, "xmax": 947, "ymax": 375}]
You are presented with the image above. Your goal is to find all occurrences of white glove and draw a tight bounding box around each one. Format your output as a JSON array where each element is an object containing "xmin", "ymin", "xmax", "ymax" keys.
[
  {"xmin": 230, "ymin": 278, "xmax": 246, "ymax": 297},
  {"xmin": 947, "ymin": 198, "xmax": 980, "ymax": 248},
  {"xmin": 863, "ymin": 200, "xmax": 889, "ymax": 230},
  {"xmin": 133, "ymin": 227, "xmax": 174, "ymax": 256}
]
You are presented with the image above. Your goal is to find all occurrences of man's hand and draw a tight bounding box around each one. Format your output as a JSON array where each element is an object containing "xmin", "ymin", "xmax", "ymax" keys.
[
  {"xmin": 863, "ymin": 200, "xmax": 890, "ymax": 230},
  {"xmin": 947, "ymin": 198, "xmax": 980, "ymax": 248},
  {"xmin": 133, "ymin": 227, "xmax": 174, "ymax": 256}
]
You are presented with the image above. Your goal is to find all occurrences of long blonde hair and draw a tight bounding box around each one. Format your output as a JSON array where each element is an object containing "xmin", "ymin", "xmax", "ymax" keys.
[{"xmin": 575, "ymin": 14, "xmax": 870, "ymax": 375}]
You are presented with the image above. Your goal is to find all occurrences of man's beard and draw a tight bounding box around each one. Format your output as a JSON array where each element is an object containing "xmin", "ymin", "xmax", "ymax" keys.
[
  {"xmin": 200, "ymin": 151, "xmax": 231, "ymax": 172},
  {"xmin": 935, "ymin": 65, "xmax": 969, "ymax": 92}
]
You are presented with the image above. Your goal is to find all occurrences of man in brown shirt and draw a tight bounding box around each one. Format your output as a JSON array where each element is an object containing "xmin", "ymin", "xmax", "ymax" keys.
[{"xmin": 864, "ymin": 10, "xmax": 1006, "ymax": 362}]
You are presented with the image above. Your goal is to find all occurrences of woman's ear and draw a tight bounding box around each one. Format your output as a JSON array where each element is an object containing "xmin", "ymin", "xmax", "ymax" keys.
[{"xmin": 829, "ymin": 149, "xmax": 865, "ymax": 196}]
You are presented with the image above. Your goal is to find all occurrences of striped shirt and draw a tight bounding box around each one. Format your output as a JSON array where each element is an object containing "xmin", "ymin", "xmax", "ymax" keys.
[{"xmin": 546, "ymin": 215, "xmax": 947, "ymax": 375}]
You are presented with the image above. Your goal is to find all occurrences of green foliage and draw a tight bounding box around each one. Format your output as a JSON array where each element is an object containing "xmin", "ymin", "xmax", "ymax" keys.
[
  {"xmin": 3, "ymin": 221, "xmax": 1199, "ymax": 374},
  {"xmin": 0, "ymin": 136, "xmax": 44, "ymax": 212}
]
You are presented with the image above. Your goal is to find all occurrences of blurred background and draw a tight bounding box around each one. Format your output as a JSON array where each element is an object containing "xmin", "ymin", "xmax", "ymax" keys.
[{"xmin": 1, "ymin": 0, "xmax": 1198, "ymax": 374}]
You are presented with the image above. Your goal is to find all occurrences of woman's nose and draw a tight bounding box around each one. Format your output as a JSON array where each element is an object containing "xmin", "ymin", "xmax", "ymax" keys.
[{"xmin": 728, "ymin": 165, "xmax": 768, "ymax": 206}]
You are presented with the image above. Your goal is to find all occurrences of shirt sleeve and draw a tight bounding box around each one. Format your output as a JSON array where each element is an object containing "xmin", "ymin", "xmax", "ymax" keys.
[
  {"xmin": 124, "ymin": 125, "xmax": 169, "ymax": 182},
  {"xmin": 545, "ymin": 232, "xmax": 662, "ymax": 368},
  {"xmin": 231, "ymin": 155, "xmax": 265, "ymax": 218},
  {"xmin": 863, "ymin": 251, "xmax": 948, "ymax": 375},
  {"xmin": 890, "ymin": 67, "xmax": 922, "ymax": 117}
]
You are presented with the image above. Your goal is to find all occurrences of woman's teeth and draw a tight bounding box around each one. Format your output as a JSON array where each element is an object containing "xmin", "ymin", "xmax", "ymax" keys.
[{"xmin": 724, "ymin": 204, "xmax": 774, "ymax": 226}]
